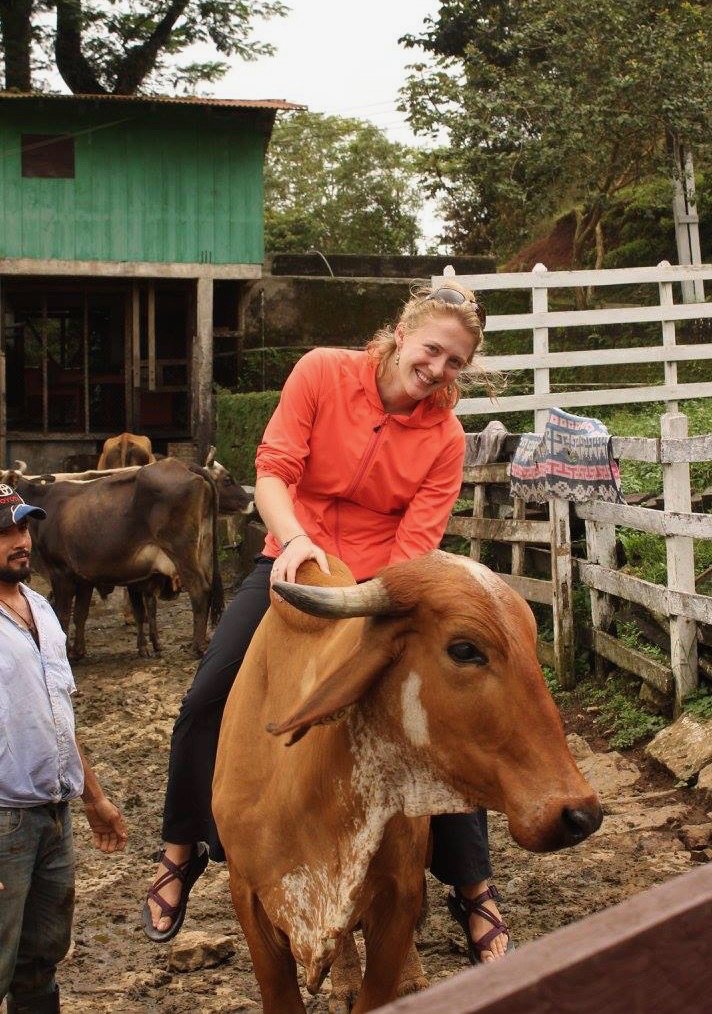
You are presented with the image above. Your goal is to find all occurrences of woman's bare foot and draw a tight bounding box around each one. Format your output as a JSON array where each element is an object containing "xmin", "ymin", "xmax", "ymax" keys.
[
  {"xmin": 458, "ymin": 880, "xmax": 509, "ymax": 962},
  {"xmin": 146, "ymin": 843, "xmax": 192, "ymax": 932}
]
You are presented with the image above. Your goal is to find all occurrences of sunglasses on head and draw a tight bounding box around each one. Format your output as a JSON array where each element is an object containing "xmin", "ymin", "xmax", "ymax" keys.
[{"xmin": 425, "ymin": 287, "xmax": 486, "ymax": 328}]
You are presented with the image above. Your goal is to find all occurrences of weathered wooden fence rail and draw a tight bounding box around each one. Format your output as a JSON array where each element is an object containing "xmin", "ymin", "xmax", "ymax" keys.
[
  {"xmin": 433, "ymin": 261, "xmax": 712, "ymax": 419},
  {"xmin": 451, "ymin": 420, "xmax": 712, "ymax": 707},
  {"xmin": 436, "ymin": 261, "xmax": 711, "ymax": 703},
  {"xmin": 374, "ymin": 863, "xmax": 712, "ymax": 1013}
]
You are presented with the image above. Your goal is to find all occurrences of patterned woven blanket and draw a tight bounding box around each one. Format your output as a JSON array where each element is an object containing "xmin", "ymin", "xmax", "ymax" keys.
[{"xmin": 510, "ymin": 407, "xmax": 623, "ymax": 503}]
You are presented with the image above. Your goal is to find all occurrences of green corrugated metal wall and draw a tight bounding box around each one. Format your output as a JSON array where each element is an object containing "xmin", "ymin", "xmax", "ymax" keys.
[{"xmin": 0, "ymin": 103, "xmax": 266, "ymax": 264}]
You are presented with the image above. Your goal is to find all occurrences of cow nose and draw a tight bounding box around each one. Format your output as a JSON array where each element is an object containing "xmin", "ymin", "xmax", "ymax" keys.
[{"xmin": 561, "ymin": 803, "xmax": 603, "ymax": 843}]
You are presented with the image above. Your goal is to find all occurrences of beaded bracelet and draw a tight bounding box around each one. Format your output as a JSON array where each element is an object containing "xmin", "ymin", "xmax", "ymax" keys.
[{"xmin": 282, "ymin": 533, "xmax": 309, "ymax": 550}]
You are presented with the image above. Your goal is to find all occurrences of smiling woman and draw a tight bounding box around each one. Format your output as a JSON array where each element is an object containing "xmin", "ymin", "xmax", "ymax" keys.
[{"xmin": 143, "ymin": 277, "xmax": 512, "ymax": 974}]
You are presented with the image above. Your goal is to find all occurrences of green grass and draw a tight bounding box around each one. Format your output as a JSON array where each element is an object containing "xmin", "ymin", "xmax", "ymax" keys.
[
  {"xmin": 683, "ymin": 686, "xmax": 712, "ymax": 721},
  {"xmin": 544, "ymin": 667, "xmax": 667, "ymax": 749},
  {"xmin": 616, "ymin": 620, "xmax": 667, "ymax": 663}
]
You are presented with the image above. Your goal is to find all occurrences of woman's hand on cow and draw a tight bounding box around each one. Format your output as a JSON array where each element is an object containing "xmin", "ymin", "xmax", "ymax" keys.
[{"xmin": 271, "ymin": 535, "xmax": 330, "ymax": 586}]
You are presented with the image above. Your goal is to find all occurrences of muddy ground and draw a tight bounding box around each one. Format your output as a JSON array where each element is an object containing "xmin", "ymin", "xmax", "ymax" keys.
[{"xmin": 19, "ymin": 567, "xmax": 710, "ymax": 1012}]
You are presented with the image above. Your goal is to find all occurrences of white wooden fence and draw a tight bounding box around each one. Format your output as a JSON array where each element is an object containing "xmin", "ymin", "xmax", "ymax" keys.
[
  {"xmin": 437, "ymin": 262, "xmax": 712, "ymax": 707},
  {"xmin": 432, "ymin": 261, "xmax": 712, "ymax": 421}
]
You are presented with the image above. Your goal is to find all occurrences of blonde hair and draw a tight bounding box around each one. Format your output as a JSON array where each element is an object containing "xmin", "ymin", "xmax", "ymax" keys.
[{"xmin": 365, "ymin": 279, "xmax": 499, "ymax": 409}]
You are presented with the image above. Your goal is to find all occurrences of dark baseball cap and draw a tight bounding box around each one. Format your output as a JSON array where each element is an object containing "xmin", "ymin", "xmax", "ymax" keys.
[{"xmin": 0, "ymin": 484, "xmax": 46, "ymax": 530}]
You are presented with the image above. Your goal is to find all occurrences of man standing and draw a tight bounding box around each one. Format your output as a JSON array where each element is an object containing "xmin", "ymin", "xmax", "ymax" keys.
[{"xmin": 0, "ymin": 484, "xmax": 127, "ymax": 1013}]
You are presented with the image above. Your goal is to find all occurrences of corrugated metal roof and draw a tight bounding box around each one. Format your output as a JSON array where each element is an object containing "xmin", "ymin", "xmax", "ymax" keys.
[{"xmin": 0, "ymin": 92, "xmax": 303, "ymax": 111}]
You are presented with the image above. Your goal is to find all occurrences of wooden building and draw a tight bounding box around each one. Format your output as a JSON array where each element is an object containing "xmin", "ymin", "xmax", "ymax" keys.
[{"xmin": 0, "ymin": 92, "xmax": 297, "ymax": 470}]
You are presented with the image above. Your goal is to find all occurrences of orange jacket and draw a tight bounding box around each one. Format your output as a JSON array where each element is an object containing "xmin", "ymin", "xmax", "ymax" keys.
[{"xmin": 255, "ymin": 348, "xmax": 466, "ymax": 581}]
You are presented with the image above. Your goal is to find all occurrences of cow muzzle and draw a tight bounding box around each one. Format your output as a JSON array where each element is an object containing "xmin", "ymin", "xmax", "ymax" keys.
[{"xmin": 509, "ymin": 795, "xmax": 603, "ymax": 853}]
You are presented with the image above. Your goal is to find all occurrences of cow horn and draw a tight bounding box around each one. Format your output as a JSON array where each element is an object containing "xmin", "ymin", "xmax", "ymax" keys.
[
  {"xmin": 205, "ymin": 446, "xmax": 216, "ymax": 467},
  {"xmin": 272, "ymin": 577, "xmax": 398, "ymax": 618},
  {"xmin": 13, "ymin": 460, "xmax": 28, "ymax": 474}
]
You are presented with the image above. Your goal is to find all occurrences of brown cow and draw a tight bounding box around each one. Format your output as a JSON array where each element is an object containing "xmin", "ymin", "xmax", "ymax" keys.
[
  {"xmin": 97, "ymin": 432, "xmax": 155, "ymax": 469},
  {"xmin": 3, "ymin": 459, "xmax": 223, "ymax": 659},
  {"xmin": 8, "ymin": 453, "xmax": 252, "ymax": 655},
  {"xmin": 213, "ymin": 551, "xmax": 602, "ymax": 1013}
]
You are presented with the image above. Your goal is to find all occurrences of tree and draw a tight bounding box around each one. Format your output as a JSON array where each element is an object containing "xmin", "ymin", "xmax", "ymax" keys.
[
  {"xmin": 264, "ymin": 112, "xmax": 423, "ymax": 255},
  {"xmin": 1, "ymin": 0, "xmax": 287, "ymax": 94},
  {"xmin": 401, "ymin": 1, "xmax": 712, "ymax": 273}
]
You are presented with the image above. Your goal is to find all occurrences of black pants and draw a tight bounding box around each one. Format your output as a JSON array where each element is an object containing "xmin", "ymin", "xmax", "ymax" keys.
[{"xmin": 161, "ymin": 556, "xmax": 492, "ymax": 886}]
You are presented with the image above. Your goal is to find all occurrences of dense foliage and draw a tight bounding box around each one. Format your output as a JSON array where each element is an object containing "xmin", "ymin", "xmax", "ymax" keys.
[
  {"xmin": 215, "ymin": 388, "xmax": 279, "ymax": 484},
  {"xmin": 0, "ymin": 0, "xmax": 287, "ymax": 94},
  {"xmin": 401, "ymin": 1, "xmax": 712, "ymax": 265},
  {"xmin": 264, "ymin": 112, "xmax": 423, "ymax": 255}
]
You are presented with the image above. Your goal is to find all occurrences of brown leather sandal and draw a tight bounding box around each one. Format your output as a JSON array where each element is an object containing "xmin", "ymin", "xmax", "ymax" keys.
[
  {"xmin": 141, "ymin": 842, "xmax": 209, "ymax": 943},
  {"xmin": 446, "ymin": 884, "xmax": 512, "ymax": 964}
]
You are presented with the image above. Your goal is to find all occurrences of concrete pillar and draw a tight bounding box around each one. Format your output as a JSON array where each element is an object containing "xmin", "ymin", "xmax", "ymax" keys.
[
  {"xmin": 0, "ymin": 276, "xmax": 6, "ymax": 466},
  {"xmin": 192, "ymin": 275, "xmax": 214, "ymax": 464}
]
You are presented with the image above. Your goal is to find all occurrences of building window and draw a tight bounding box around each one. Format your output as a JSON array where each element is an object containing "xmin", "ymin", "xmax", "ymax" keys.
[{"xmin": 21, "ymin": 133, "xmax": 75, "ymax": 178}]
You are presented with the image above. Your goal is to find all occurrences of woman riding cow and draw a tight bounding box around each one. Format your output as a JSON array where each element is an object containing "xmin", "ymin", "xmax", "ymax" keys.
[{"xmin": 142, "ymin": 277, "xmax": 512, "ymax": 965}]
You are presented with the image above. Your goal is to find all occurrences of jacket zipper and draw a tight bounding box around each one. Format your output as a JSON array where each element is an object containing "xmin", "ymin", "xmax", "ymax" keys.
[
  {"xmin": 343, "ymin": 414, "xmax": 389, "ymax": 501},
  {"xmin": 335, "ymin": 414, "xmax": 390, "ymax": 558}
]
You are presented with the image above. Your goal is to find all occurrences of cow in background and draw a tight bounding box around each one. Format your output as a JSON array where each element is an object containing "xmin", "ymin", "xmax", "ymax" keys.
[
  {"xmin": 2, "ymin": 460, "xmax": 223, "ymax": 659},
  {"xmin": 213, "ymin": 552, "xmax": 603, "ymax": 1013},
  {"xmin": 10, "ymin": 447, "xmax": 254, "ymax": 655},
  {"xmin": 97, "ymin": 432, "xmax": 155, "ymax": 469},
  {"xmin": 203, "ymin": 446, "xmax": 254, "ymax": 517}
]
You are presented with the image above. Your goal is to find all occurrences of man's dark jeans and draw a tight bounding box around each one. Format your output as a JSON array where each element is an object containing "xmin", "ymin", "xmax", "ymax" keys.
[{"xmin": 0, "ymin": 802, "xmax": 74, "ymax": 1004}]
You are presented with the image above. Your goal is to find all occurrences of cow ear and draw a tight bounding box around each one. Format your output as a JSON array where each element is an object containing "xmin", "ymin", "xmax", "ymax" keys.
[{"xmin": 266, "ymin": 637, "xmax": 393, "ymax": 746}]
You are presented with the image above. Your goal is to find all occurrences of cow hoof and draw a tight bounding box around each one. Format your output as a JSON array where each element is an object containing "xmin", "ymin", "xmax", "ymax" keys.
[
  {"xmin": 68, "ymin": 648, "xmax": 86, "ymax": 663},
  {"xmin": 397, "ymin": 976, "xmax": 429, "ymax": 997},
  {"xmin": 138, "ymin": 646, "xmax": 151, "ymax": 659}
]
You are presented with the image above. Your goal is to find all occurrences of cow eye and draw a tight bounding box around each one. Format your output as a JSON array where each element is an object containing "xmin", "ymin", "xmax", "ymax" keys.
[{"xmin": 447, "ymin": 641, "xmax": 487, "ymax": 666}]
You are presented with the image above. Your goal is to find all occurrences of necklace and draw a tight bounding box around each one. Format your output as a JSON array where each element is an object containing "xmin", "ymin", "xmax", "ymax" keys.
[{"xmin": 0, "ymin": 595, "xmax": 38, "ymax": 635}]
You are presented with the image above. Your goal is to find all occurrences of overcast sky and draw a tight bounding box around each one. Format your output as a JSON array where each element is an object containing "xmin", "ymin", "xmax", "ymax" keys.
[
  {"xmin": 211, "ymin": 0, "xmax": 444, "ymax": 247},
  {"xmin": 213, "ymin": 0, "xmax": 438, "ymax": 143}
]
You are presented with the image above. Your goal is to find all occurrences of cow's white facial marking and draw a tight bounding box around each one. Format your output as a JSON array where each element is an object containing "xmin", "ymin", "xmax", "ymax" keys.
[{"xmin": 401, "ymin": 671, "xmax": 429, "ymax": 747}]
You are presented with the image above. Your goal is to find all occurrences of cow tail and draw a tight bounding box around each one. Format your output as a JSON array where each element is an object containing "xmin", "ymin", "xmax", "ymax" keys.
[{"xmin": 205, "ymin": 468, "xmax": 225, "ymax": 626}]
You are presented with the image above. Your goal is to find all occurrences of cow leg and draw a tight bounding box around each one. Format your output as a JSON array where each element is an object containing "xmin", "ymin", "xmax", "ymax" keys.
[
  {"xmin": 71, "ymin": 581, "xmax": 94, "ymax": 662},
  {"xmin": 329, "ymin": 932, "xmax": 362, "ymax": 1014},
  {"xmin": 173, "ymin": 565, "xmax": 210, "ymax": 656},
  {"xmin": 354, "ymin": 887, "xmax": 423, "ymax": 1013},
  {"xmin": 127, "ymin": 585, "xmax": 150, "ymax": 658},
  {"xmin": 228, "ymin": 877, "xmax": 305, "ymax": 1014},
  {"xmin": 50, "ymin": 574, "xmax": 81, "ymax": 661},
  {"xmin": 145, "ymin": 588, "xmax": 162, "ymax": 653},
  {"xmin": 396, "ymin": 941, "xmax": 428, "ymax": 997},
  {"xmin": 50, "ymin": 574, "xmax": 74, "ymax": 635},
  {"xmin": 122, "ymin": 588, "xmax": 134, "ymax": 625}
]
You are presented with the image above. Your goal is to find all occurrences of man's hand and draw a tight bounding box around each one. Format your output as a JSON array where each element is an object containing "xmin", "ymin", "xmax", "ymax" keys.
[{"xmin": 84, "ymin": 796, "xmax": 128, "ymax": 853}]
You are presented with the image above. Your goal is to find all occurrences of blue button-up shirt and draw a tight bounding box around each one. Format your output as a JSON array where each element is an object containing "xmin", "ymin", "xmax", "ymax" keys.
[{"xmin": 0, "ymin": 583, "xmax": 84, "ymax": 807}]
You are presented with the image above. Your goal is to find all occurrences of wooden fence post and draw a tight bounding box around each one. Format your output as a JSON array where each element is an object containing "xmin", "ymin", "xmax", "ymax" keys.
[
  {"xmin": 469, "ymin": 481, "xmax": 486, "ymax": 562},
  {"xmin": 531, "ymin": 263, "xmax": 575, "ymax": 687},
  {"xmin": 585, "ymin": 519, "xmax": 618, "ymax": 679},
  {"xmin": 550, "ymin": 499, "xmax": 575, "ymax": 688},
  {"xmin": 658, "ymin": 261, "xmax": 679, "ymax": 414},
  {"xmin": 661, "ymin": 412, "xmax": 698, "ymax": 711}
]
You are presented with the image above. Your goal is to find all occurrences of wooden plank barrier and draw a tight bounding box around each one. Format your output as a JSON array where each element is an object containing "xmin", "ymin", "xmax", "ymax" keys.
[
  {"xmin": 439, "ymin": 261, "xmax": 712, "ymax": 697},
  {"xmin": 453, "ymin": 418, "xmax": 712, "ymax": 700},
  {"xmin": 450, "ymin": 447, "xmax": 573, "ymax": 687},
  {"xmin": 374, "ymin": 864, "xmax": 712, "ymax": 1014}
]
